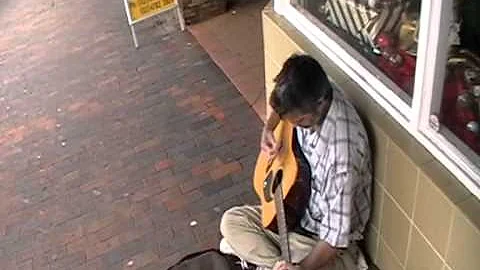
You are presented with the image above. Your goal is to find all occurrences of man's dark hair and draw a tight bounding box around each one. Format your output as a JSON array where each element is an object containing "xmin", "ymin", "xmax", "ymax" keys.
[{"xmin": 270, "ymin": 54, "xmax": 332, "ymax": 117}]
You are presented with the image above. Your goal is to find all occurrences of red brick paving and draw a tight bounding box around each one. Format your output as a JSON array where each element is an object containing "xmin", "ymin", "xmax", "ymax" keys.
[
  {"xmin": 189, "ymin": 0, "xmax": 269, "ymax": 122},
  {"xmin": 0, "ymin": 0, "xmax": 261, "ymax": 269}
]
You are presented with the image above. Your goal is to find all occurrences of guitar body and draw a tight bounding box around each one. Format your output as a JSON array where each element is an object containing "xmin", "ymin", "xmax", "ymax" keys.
[{"xmin": 253, "ymin": 120, "xmax": 312, "ymax": 233}]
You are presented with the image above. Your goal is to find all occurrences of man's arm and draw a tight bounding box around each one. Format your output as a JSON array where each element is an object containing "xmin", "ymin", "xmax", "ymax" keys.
[
  {"xmin": 299, "ymin": 172, "xmax": 355, "ymax": 270},
  {"xmin": 261, "ymin": 110, "xmax": 281, "ymax": 156},
  {"xmin": 265, "ymin": 109, "xmax": 280, "ymax": 131},
  {"xmin": 299, "ymin": 241, "xmax": 337, "ymax": 270}
]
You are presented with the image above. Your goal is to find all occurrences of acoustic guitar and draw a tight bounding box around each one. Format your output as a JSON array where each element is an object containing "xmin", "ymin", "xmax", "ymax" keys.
[{"xmin": 253, "ymin": 120, "xmax": 312, "ymax": 262}]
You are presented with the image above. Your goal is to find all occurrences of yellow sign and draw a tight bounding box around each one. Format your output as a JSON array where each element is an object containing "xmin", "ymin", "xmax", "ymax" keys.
[
  {"xmin": 123, "ymin": 0, "xmax": 184, "ymax": 48},
  {"xmin": 128, "ymin": 0, "xmax": 176, "ymax": 21}
]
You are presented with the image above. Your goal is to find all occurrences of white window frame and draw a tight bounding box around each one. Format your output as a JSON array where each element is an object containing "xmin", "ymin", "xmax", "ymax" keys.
[{"xmin": 274, "ymin": 0, "xmax": 480, "ymax": 198}]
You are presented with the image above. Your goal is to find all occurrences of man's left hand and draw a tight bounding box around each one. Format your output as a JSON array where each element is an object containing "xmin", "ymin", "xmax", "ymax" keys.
[{"xmin": 272, "ymin": 261, "xmax": 302, "ymax": 270}]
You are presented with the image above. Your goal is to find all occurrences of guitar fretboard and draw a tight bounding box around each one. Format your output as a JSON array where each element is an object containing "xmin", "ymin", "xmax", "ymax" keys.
[{"xmin": 274, "ymin": 185, "xmax": 291, "ymax": 262}]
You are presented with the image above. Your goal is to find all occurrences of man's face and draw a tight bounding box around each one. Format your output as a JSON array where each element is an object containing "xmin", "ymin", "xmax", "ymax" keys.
[
  {"xmin": 282, "ymin": 99, "xmax": 330, "ymax": 128},
  {"xmin": 283, "ymin": 111, "xmax": 315, "ymax": 128}
]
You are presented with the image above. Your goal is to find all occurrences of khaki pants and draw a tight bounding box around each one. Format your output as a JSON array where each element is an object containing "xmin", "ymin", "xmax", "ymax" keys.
[{"xmin": 220, "ymin": 205, "xmax": 361, "ymax": 269}]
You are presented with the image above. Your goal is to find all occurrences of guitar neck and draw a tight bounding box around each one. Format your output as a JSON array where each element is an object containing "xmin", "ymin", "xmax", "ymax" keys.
[{"xmin": 274, "ymin": 185, "xmax": 291, "ymax": 263}]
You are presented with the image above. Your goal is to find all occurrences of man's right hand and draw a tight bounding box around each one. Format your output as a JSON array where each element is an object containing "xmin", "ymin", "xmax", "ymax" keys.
[{"xmin": 261, "ymin": 127, "xmax": 280, "ymax": 158}]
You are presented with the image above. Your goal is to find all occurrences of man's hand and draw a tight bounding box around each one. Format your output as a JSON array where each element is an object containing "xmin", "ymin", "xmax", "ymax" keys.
[
  {"xmin": 261, "ymin": 110, "xmax": 281, "ymax": 158},
  {"xmin": 260, "ymin": 127, "xmax": 280, "ymax": 158},
  {"xmin": 299, "ymin": 241, "xmax": 337, "ymax": 270},
  {"xmin": 272, "ymin": 261, "xmax": 301, "ymax": 270}
]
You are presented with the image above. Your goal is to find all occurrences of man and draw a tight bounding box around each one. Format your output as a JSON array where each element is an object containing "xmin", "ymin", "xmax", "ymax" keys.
[{"xmin": 220, "ymin": 54, "xmax": 372, "ymax": 270}]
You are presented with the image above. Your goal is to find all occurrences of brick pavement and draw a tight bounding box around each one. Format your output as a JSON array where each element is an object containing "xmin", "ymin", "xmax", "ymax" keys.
[
  {"xmin": 189, "ymin": 0, "xmax": 268, "ymax": 121},
  {"xmin": 0, "ymin": 1, "xmax": 262, "ymax": 269}
]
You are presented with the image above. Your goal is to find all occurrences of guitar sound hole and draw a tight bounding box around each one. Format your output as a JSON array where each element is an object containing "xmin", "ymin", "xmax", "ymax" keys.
[
  {"xmin": 263, "ymin": 170, "xmax": 283, "ymax": 203},
  {"xmin": 263, "ymin": 171, "xmax": 273, "ymax": 202},
  {"xmin": 272, "ymin": 170, "xmax": 283, "ymax": 194}
]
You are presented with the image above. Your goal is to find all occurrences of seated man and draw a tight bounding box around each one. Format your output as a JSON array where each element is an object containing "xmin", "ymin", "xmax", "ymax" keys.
[{"xmin": 220, "ymin": 54, "xmax": 372, "ymax": 270}]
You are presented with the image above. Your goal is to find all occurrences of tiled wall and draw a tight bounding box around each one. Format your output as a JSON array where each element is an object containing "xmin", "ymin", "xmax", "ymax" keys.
[{"xmin": 262, "ymin": 6, "xmax": 480, "ymax": 270}]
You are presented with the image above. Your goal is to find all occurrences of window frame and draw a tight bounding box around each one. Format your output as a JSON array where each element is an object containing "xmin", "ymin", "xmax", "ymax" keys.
[{"xmin": 273, "ymin": 0, "xmax": 480, "ymax": 198}]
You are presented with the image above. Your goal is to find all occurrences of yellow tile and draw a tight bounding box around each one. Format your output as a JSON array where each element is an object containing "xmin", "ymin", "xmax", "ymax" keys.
[
  {"xmin": 263, "ymin": 14, "xmax": 302, "ymax": 68},
  {"xmin": 420, "ymin": 160, "xmax": 471, "ymax": 204},
  {"xmin": 363, "ymin": 93, "xmax": 387, "ymax": 117},
  {"xmin": 265, "ymin": 83, "xmax": 274, "ymax": 102},
  {"xmin": 413, "ymin": 172, "xmax": 454, "ymax": 256},
  {"xmin": 265, "ymin": 82, "xmax": 274, "ymax": 106},
  {"xmin": 402, "ymin": 136, "xmax": 433, "ymax": 166},
  {"xmin": 456, "ymin": 196, "xmax": 480, "ymax": 230},
  {"xmin": 265, "ymin": 78, "xmax": 275, "ymax": 117},
  {"xmin": 377, "ymin": 238, "xmax": 404, "ymax": 270},
  {"xmin": 385, "ymin": 142, "xmax": 418, "ymax": 217},
  {"xmin": 370, "ymin": 180, "xmax": 384, "ymax": 231},
  {"xmin": 263, "ymin": 56, "xmax": 277, "ymax": 96},
  {"xmin": 335, "ymin": 78, "xmax": 368, "ymax": 116},
  {"xmin": 365, "ymin": 226, "xmax": 379, "ymax": 263},
  {"xmin": 371, "ymin": 124, "xmax": 389, "ymax": 185},
  {"xmin": 381, "ymin": 194, "xmax": 411, "ymax": 264},
  {"xmin": 406, "ymin": 226, "xmax": 443, "ymax": 270},
  {"xmin": 263, "ymin": 10, "xmax": 349, "ymax": 90},
  {"xmin": 264, "ymin": 54, "xmax": 281, "ymax": 86},
  {"xmin": 443, "ymin": 264, "xmax": 453, "ymax": 270},
  {"xmin": 446, "ymin": 210, "xmax": 480, "ymax": 270},
  {"xmin": 378, "ymin": 114, "xmax": 433, "ymax": 166}
]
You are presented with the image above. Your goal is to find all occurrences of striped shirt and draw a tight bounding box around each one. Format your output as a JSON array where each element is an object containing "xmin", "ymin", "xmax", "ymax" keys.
[{"xmin": 297, "ymin": 89, "xmax": 372, "ymax": 248}]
